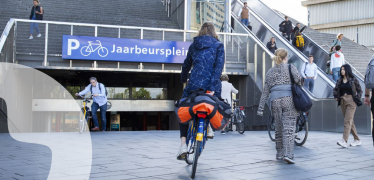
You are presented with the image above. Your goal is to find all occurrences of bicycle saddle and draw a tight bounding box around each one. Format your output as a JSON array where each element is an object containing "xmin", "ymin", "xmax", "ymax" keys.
[{"xmin": 233, "ymin": 99, "xmax": 239, "ymax": 102}]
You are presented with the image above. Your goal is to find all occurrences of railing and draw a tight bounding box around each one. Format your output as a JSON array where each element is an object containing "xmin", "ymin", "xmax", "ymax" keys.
[{"xmin": 0, "ymin": 18, "xmax": 254, "ymax": 74}]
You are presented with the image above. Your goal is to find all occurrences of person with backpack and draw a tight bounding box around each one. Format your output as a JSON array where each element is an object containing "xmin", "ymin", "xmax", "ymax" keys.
[
  {"xmin": 330, "ymin": 45, "xmax": 345, "ymax": 82},
  {"xmin": 292, "ymin": 30, "xmax": 305, "ymax": 52},
  {"xmin": 176, "ymin": 22, "xmax": 224, "ymax": 161},
  {"xmin": 238, "ymin": 2, "xmax": 250, "ymax": 27},
  {"xmin": 331, "ymin": 33, "xmax": 343, "ymax": 47},
  {"xmin": 29, "ymin": 0, "xmax": 43, "ymax": 39},
  {"xmin": 220, "ymin": 74, "xmax": 238, "ymax": 135},
  {"xmin": 300, "ymin": 55, "xmax": 318, "ymax": 93},
  {"xmin": 75, "ymin": 77, "xmax": 108, "ymax": 132},
  {"xmin": 291, "ymin": 23, "xmax": 306, "ymax": 40},
  {"xmin": 364, "ymin": 54, "xmax": 374, "ymax": 147},
  {"xmin": 266, "ymin": 37, "xmax": 278, "ymax": 54},
  {"xmin": 333, "ymin": 64, "xmax": 363, "ymax": 148},
  {"xmin": 279, "ymin": 16, "xmax": 293, "ymax": 41},
  {"xmin": 257, "ymin": 48, "xmax": 302, "ymax": 164}
]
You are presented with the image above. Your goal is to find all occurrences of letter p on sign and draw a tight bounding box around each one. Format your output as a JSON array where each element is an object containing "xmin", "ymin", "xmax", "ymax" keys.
[{"xmin": 68, "ymin": 39, "xmax": 80, "ymax": 55}]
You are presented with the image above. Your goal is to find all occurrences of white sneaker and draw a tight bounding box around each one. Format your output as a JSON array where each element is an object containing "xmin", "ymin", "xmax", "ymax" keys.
[
  {"xmin": 37, "ymin": 34, "xmax": 42, "ymax": 37},
  {"xmin": 284, "ymin": 157, "xmax": 295, "ymax": 164},
  {"xmin": 337, "ymin": 139, "xmax": 348, "ymax": 148},
  {"xmin": 29, "ymin": 36, "xmax": 33, "ymax": 39},
  {"xmin": 207, "ymin": 125, "xmax": 214, "ymax": 138},
  {"xmin": 350, "ymin": 140, "xmax": 361, "ymax": 147},
  {"xmin": 176, "ymin": 144, "xmax": 187, "ymax": 160}
]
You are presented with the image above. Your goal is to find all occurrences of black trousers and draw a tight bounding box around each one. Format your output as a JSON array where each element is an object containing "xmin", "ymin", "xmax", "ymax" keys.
[
  {"xmin": 180, "ymin": 123, "xmax": 188, "ymax": 138},
  {"xmin": 371, "ymin": 97, "xmax": 374, "ymax": 145}
]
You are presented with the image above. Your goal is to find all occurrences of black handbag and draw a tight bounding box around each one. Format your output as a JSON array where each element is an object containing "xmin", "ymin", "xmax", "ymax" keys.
[
  {"xmin": 353, "ymin": 97, "xmax": 363, "ymax": 106},
  {"xmin": 288, "ymin": 64, "xmax": 313, "ymax": 111}
]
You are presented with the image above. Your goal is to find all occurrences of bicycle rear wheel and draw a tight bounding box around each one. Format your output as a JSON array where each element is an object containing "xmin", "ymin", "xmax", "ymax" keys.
[
  {"xmin": 267, "ymin": 114, "xmax": 276, "ymax": 142},
  {"xmin": 191, "ymin": 141, "xmax": 201, "ymax": 179},
  {"xmin": 237, "ymin": 114, "xmax": 245, "ymax": 134},
  {"xmin": 295, "ymin": 114, "xmax": 308, "ymax": 146}
]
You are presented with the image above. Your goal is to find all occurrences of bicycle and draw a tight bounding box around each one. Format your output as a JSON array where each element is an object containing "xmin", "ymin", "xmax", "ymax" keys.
[
  {"xmin": 225, "ymin": 99, "xmax": 245, "ymax": 134},
  {"xmin": 267, "ymin": 111, "xmax": 308, "ymax": 146},
  {"xmin": 184, "ymin": 111, "xmax": 210, "ymax": 179},
  {"xmin": 80, "ymin": 40, "xmax": 109, "ymax": 57},
  {"xmin": 78, "ymin": 95, "xmax": 92, "ymax": 134}
]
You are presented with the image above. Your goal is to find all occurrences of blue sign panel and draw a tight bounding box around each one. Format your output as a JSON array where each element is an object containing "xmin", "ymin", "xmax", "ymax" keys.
[{"xmin": 62, "ymin": 35, "xmax": 192, "ymax": 64}]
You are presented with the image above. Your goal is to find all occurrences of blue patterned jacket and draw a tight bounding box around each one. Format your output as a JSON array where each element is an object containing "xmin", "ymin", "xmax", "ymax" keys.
[{"xmin": 181, "ymin": 35, "xmax": 225, "ymax": 98}]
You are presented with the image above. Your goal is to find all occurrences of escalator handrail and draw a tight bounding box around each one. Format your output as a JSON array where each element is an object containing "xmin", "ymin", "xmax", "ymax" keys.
[
  {"xmin": 251, "ymin": 0, "xmax": 365, "ymax": 80},
  {"xmin": 233, "ymin": 0, "xmax": 336, "ymax": 89},
  {"xmin": 232, "ymin": 14, "xmax": 324, "ymax": 101}
]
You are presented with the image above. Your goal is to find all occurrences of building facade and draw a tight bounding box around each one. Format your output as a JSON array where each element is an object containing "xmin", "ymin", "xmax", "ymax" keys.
[{"xmin": 302, "ymin": 0, "xmax": 374, "ymax": 49}]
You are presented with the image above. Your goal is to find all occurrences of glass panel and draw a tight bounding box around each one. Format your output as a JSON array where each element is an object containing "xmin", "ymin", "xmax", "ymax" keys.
[
  {"xmin": 191, "ymin": 0, "xmax": 226, "ymax": 31},
  {"xmin": 107, "ymin": 87, "xmax": 130, "ymax": 99},
  {"xmin": 132, "ymin": 88, "xmax": 167, "ymax": 100}
]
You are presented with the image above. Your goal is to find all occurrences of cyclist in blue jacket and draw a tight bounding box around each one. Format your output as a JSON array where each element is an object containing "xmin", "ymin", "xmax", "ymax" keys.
[{"xmin": 177, "ymin": 22, "xmax": 225, "ymax": 160}]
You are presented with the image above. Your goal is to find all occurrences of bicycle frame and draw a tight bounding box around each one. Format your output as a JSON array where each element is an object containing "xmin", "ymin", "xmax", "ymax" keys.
[{"xmin": 186, "ymin": 116, "xmax": 209, "ymax": 155}]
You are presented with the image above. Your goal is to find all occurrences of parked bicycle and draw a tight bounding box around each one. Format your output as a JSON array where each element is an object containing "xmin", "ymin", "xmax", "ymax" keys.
[
  {"xmin": 80, "ymin": 40, "xmax": 109, "ymax": 57},
  {"xmin": 225, "ymin": 99, "xmax": 245, "ymax": 134},
  {"xmin": 267, "ymin": 111, "xmax": 309, "ymax": 146},
  {"xmin": 184, "ymin": 111, "xmax": 211, "ymax": 179}
]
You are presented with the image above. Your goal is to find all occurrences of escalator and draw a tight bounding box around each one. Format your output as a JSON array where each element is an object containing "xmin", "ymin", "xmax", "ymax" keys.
[
  {"xmin": 230, "ymin": 0, "xmax": 336, "ymax": 99},
  {"xmin": 234, "ymin": 0, "xmax": 365, "ymax": 98}
]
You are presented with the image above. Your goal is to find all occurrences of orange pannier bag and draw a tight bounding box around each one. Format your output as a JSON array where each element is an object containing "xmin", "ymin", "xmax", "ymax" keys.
[{"xmin": 175, "ymin": 90, "xmax": 232, "ymax": 130}]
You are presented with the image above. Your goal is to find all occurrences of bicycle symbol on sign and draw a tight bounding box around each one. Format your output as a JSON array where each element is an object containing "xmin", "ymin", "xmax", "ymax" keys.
[{"xmin": 80, "ymin": 40, "xmax": 109, "ymax": 57}]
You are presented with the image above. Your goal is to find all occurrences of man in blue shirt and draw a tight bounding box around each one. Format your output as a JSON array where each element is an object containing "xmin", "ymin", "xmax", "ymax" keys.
[{"xmin": 76, "ymin": 77, "xmax": 108, "ymax": 131}]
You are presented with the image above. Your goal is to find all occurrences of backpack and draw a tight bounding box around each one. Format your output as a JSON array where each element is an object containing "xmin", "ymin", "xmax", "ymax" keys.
[
  {"xmin": 175, "ymin": 89, "xmax": 232, "ymax": 131},
  {"xmin": 289, "ymin": 64, "xmax": 312, "ymax": 112},
  {"xmin": 296, "ymin": 35, "xmax": 305, "ymax": 47},
  {"xmin": 90, "ymin": 83, "xmax": 108, "ymax": 96},
  {"xmin": 364, "ymin": 57, "xmax": 374, "ymax": 89}
]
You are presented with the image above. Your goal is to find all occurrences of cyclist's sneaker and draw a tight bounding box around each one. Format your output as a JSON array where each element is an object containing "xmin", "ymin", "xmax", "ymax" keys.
[
  {"xmin": 207, "ymin": 126, "xmax": 214, "ymax": 138},
  {"xmin": 176, "ymin": 144, "xmax": 188, "ymax": 160},
  {"xmin": 91, "ymin": 127, "xmax": 99, "ymax": 131},
  {"xmin": 29, "ymin": 36, "xmax": 33, "ymax": 39},
  {"xmin": 283, "ymin": 157, "xmax": 295, "ymax": 164},
  {"xmin": 221, "ymin": 131, "xmax": 226, "ymax": 135},
  {"xmin": 350, "ymin": 140, "xmax": 361, "ymax": 147},
  {"xmin": 37, "ymin": 34, "xmax": 42, "ymax": 38},
  {"xmin": 276, "ymin": 156, "xmax": 283, "ymax": 160},
  {"xmin": 337, "ymin": 139, "xmax": 348, "ymax": 148}
]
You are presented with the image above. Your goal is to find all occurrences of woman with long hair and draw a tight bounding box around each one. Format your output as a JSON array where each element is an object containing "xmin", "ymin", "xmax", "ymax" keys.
[
  {"xmin": 331, "ymin": 33, "xmax": 344, "ymax": 47},
  {"xmin": 266, "ymin": 37, "xmax": 278, "ymax": 54},
  {"xmin": 333, "ymin": 64, "xmax": 363, "ymax": 148},
  {"xmin": 257, "ymin": 48, "xmax": 302, "ymax": 164},
  {"xmin": 176, "ymin": 22, "xmax": 225, "ymax": 160}
]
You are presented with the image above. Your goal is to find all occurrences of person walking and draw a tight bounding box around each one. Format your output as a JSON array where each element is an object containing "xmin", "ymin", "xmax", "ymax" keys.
[
  {"xmin": 177, "ymin": 22, "xmax": 225, "ymax": 160},
  {"xmin": 334, "ymin": 64, "xmax": 362, "ymax": 148},
  {"xmin": 364, "ymin": 54, "xmax": 374, "ymax": 147},
  {"xmin": 29, "ymin": 0, "xmax": 43, "ymax": 39},
  {"xmin": 279, "ymin": 16, "xmax": 293, "ymax": 41},
  {"xmin": 266, "ymin": 37, "xmax": 278, "ymax": 54},
  {"xmin": 220, "ymin": 74, "xmax": 239, "ymax": 135},
  {"xmin": 291, "ymin": 23, "xmax": 306, "ymax": 40},
  {"xmin": 257, "ymin": 48, "xmax": 302, "ymax": 164},
  {"xmin": 75, "ymin": 77, "xmax": 108, "ymax": 132},
  {"xmin": 300, "ymin": 55, "xmax": 318, "ymax": 93},
  {"xmin": 238, "ymin": 2, "xmax": 250, "ymax": 27},
  {"xmin": 330, "ymin": 45, "xmax": 345, "ymax": 82},
  {"xmin": 292, "ymin": 30, "xmax": 305, "ymax": 53},
  {"xmin": 331, "ymin": 33, "xmax": 343, "ymax": 47}
]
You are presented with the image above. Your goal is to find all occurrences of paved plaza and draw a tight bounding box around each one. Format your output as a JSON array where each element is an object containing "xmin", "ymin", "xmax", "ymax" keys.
[{"xmin": 0, "ymin": 130, "xmax": 374, "ymax": 180}]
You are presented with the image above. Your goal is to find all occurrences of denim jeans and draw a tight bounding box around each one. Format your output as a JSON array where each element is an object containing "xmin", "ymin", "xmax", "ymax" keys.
[
  {"xmin": 241, "ymin": 18, "xmax": 249, "ymax": 26},
  {"xmin": 91, "ymin": 102, "xmax": 107, "ymax": 130},
  {"xmin": 332, "ymin": 67, "xmax": 341, "ymax": 82},
  {"xmin": 30, "ymin": 23, "xmax": 40, "ymax": 34},
  {"xmin": 304, "ymin": 78, "xmax": 314, "ymax": 93}
]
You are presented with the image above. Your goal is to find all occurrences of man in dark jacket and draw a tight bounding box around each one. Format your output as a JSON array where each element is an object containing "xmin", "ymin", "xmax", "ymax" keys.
[
  {"xmin": 279, "ymin": 16, "xmax": 292, "ymax": 41},
  {"xmin": 291, "ymin": 23, "xmax": 306, "ymax": 40}
]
